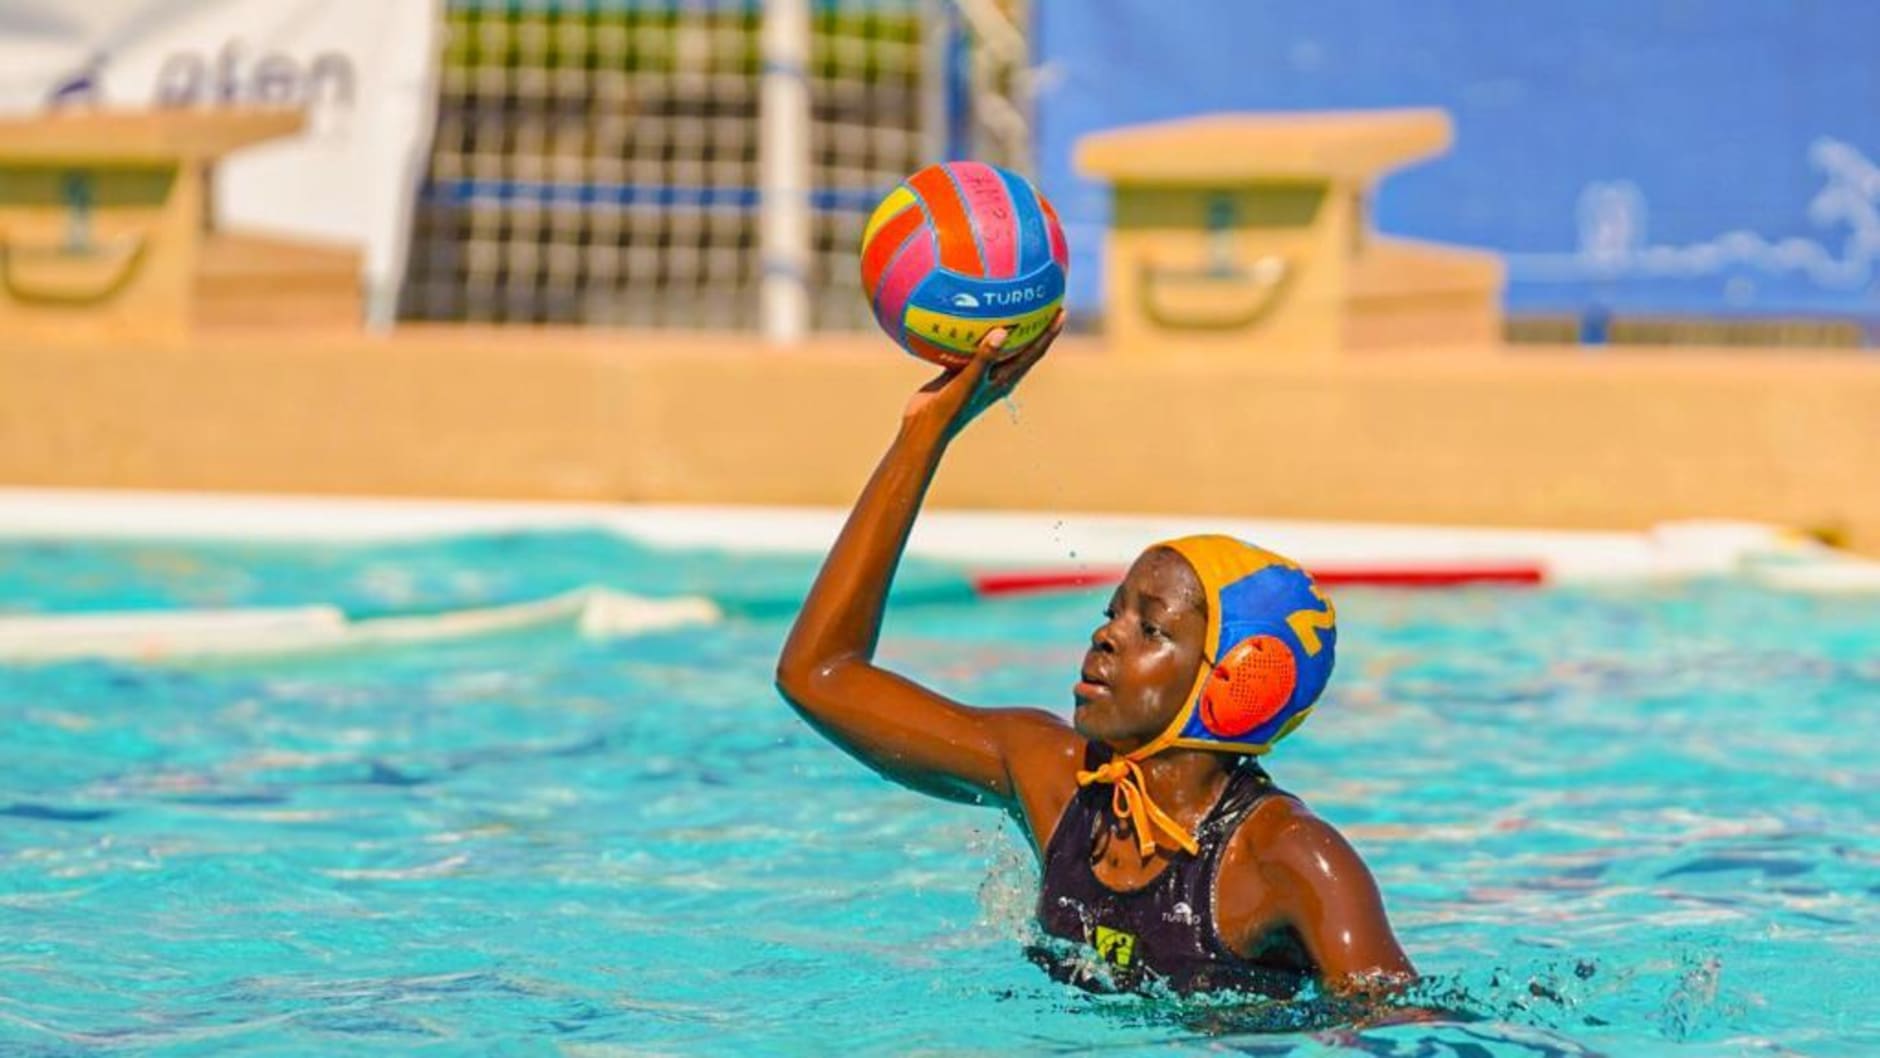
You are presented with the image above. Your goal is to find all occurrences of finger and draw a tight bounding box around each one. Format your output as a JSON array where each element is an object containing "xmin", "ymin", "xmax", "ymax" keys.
[
  {"xmin": 1010, "ymin": 315, "xmax": 1060, "ymax": 371},
  {"xmin": 988, "ymin": 312, "xmax": 1062, "ymax": 388},
  {"xmin": 991, "ymin": 310, "xmax": 1065, "ymax": 380},
  {"xmin": 988, "ymin": 348, "xmax": 1043, "ymax": 391},
  {"xmin": 1031, "ymin": 308, "xmax": 1067, "ymax": 354},
  {"xmin": 987, "ymin": 343, "xmax": 1041, "ymax": 389},
  {"xmin": 972, "ymin": 326, "xmax": 1010, "ymax": 364},
  {"xmin": 950, "ymin": 326, "xmax": 1005, "ymax": 389},
  {"xmin": 922, "ymin": 326, "xmax": 1001, "ymax": 389}
]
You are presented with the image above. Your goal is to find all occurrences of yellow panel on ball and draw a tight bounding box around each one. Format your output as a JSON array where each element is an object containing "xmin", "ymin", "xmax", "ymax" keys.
[{"xmin": 902, "ymin": 298, "xmax": 1063, "ymax": 356}]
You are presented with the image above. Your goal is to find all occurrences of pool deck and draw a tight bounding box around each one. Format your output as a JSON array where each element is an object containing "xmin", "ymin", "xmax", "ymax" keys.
[
  {"xmin": 2, "ymin": 325, "xmax": 1877, "ymax": 557},
  {"xmin": 5, "ymin": 485, "xmax": 1877, "ymax": 593}
]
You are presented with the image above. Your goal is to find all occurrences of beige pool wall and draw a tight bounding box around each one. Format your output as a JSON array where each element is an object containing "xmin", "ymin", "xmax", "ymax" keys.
[{"xmin": 1, "ymin": 107, "xmax": 1876, "ymax": 553}]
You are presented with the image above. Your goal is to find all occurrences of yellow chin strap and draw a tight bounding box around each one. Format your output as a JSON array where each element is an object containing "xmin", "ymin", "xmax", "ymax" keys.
[{"xmin": 1074, "ymin": 756, "xmax": 1201, "ymax": 857}]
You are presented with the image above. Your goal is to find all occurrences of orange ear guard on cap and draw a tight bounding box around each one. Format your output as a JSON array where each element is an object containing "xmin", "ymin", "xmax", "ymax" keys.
[{"xmin": 1198, "ymin": 634, "xmax": 1299, "ymax": 738}]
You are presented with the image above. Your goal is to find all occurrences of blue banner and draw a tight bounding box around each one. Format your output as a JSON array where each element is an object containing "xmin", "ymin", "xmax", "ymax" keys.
[{"xmin": 1035, "ymin": 1, "xmax": 1880, "ymax": 321}]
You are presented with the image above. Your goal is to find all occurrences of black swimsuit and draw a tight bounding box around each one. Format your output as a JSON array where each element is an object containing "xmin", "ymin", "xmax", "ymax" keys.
[{"xmin": 1029, "ymin": 744, "xmax": 1312, "ymax": 995}]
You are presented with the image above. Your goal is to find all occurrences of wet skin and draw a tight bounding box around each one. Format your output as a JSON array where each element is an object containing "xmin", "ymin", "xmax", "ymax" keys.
[{"xmin": 775, "ymin": 317, "xmax": 1413, "ymax": 990}]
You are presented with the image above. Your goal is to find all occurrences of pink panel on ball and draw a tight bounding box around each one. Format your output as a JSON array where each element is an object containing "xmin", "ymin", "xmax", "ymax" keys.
[
  {"xmin": 945, "ymin": 161, "xmax": 1019, "ymax": 280},
  {"xmin": 872, "ymin": 228, "xmax": 937, "ymax": 334}
]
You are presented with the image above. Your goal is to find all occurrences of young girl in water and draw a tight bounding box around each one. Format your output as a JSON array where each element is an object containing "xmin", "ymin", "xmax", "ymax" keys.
[{"xmin": 775, "ymin": 317, "xmax": 1412, "ymax": 995}]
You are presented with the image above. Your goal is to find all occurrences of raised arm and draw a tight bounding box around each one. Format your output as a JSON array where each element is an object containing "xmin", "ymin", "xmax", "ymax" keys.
[{"xmin": 775, "ymin": 316, "xmax": 1077, "ymax": 811}]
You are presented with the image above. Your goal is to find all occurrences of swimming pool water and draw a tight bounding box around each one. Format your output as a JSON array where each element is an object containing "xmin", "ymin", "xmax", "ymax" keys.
[{"xmin": 1, "ymin": 534, "xmax": 1875, "ymax": 1056}]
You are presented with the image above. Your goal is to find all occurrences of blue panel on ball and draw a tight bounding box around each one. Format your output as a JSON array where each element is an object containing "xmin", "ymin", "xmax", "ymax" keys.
[{"xmin": 910, "ymin": 265, "xmax": 1067, "ymax": 320}]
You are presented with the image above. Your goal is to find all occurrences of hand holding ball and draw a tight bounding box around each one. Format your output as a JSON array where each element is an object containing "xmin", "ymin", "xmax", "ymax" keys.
[{"xmin": 860, "ymin": 162, "xmax": 1068, "ymax": 368}]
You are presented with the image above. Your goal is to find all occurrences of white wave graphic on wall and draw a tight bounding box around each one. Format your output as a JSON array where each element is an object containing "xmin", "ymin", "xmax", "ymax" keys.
[{"xmin": 1509, "ymin": 137, "xmax": 1880, "ymax": 292}]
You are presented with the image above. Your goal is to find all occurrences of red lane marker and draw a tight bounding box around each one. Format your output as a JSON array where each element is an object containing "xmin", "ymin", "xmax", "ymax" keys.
[
  {"xmin": 973, "ymin": 570, "xmax": 1124, "ymax": 595},
  {"xmin": 972, "ymin": 564, "xmax": 1545, "ymax": 596},
  {"xmin": 1312, "ymin": 565, "xmax": 1545, "ymax": 588}
]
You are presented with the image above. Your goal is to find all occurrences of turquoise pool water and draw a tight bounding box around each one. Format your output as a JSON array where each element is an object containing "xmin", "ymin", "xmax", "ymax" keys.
[{"xmin": 1, "ymin": 533, "xmax": 1876, "ymax": 1056}]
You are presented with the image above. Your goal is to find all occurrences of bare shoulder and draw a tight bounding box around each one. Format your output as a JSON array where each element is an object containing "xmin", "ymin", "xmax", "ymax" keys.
[
  {"xmin": 1240, "ymin": 794, "xmax": 1332, "ymax": 845},
  {"xmin": 1236, "ymin": 794, "xmax": 1367, "ymax": 879},
  {"xmin": 986, "ymin": 706, "xmax": 1083, "ymax": 786},
  {"xmin": 982, "ymin": 707, "xmax": 1084, "ymax": 853},
  {"xmin": 1216, "ymin": 794, "xmax": 1379, "ymax": 919}
]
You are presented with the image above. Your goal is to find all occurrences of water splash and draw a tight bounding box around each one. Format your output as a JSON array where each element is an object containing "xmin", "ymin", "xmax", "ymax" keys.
[
  {"xmin": 970, "ymin": 818, "xmax": 1038, "ymax": 943},
  {"xmin": 1653, "ymin": 950, "xmax": 1731, "ymax": 1042}
]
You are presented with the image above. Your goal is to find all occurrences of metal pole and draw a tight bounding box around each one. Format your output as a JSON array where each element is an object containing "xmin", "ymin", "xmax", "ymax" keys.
[
  {"xmin": 919, "ymin": 0, "xmax": 949, "ymax": 164},
  {"xmin": 760, "ymin": 0, "xmax": 812, "ymax": 345}
]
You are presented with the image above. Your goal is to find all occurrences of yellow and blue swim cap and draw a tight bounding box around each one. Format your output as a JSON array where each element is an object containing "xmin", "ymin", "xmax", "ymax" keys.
[{"xmin": 1134, "ymin": 535, "xmax": 1338, "ymax": 760}]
